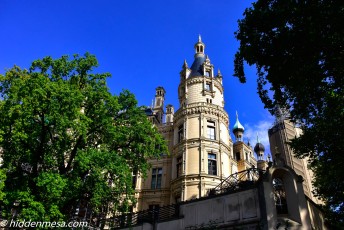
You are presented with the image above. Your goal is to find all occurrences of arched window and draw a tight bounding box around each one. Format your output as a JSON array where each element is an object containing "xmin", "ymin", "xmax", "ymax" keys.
[{"xmin": 272, "ymin": 178, "xmax": 288, "ymax": 214}]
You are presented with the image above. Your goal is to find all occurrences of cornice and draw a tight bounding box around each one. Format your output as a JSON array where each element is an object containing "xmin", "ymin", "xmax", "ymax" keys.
[{"xmin": 174, "ymin": 102, "xmax": 229, "ymax": 124}]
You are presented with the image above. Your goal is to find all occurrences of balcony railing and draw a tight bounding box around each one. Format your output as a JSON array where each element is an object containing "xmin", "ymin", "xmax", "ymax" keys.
[{"xmin": 207, "ymin": 168, "xmax": 265, "ymax": 196}]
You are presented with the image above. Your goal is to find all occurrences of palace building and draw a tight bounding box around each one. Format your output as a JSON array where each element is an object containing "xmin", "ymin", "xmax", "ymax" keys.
[{"xmin": 122, "ymin": 36, "xmax": 327, "ymax": 230}]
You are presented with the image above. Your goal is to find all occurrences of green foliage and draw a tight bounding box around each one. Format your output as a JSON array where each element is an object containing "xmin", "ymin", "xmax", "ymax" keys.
[
  {"xmin": 0, "ymin": 168, "xmax": 5, "ymax": 201},
  {"xmin": 0, "ymin": 53, "xmax": 166, "ymax": 222},
  {"xmin": 234, "ymin": 0, "xmax": 344, "ymax": 225}
]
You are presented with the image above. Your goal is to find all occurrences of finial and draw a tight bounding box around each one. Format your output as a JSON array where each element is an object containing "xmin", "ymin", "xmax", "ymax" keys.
[
  {"xmin": 256, "ymin": 132, "xmax": 260, "ymax": 143},
  {"xmin": 198, "ymin": 34, "xmax": 202, "ymax": 42},
  {"xmin": 206, "ymin": 54, "xmax": 209, "ymax": 60},
  {"xmin": 217, "ymin": 69, "xmax": 222, "ymax": 77},
  {"xmin": 151, "ymin": 99, "xmax": 154, "ymax": 108},
  {"xmin": 236, "ymin": 111, "xmax": 239, "ymax": 120},
  {"xmin": 183, "ymin": 59, "xmax": 188, "ymax": 68}
]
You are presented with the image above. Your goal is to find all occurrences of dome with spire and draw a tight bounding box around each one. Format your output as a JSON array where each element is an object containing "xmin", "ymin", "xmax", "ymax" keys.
[
  {"xmin": 254, "ymin": 134, "xmax": 265, "ymax": 153},
  {"xmin": 254, "ymin": 142, "xmax": 265, "ymax": 153},
  {"xmin": 232, "ymin": 111, "xmax": 245, "ymax": 133},
  {"xmin": 189, "ymin": 35, "xmax": 207, "ymax": 78}
]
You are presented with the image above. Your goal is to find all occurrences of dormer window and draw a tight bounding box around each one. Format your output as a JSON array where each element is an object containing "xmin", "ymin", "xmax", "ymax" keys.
[
  {"xmin": 205, "ymin": 82, "xmax": 211, "ymax": 91},
  {"xmin": 205, "ymin": 71, "xmax": 210, "ymax": 77}
]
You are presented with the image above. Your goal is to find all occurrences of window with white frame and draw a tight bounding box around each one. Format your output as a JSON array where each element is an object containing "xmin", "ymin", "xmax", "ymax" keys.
[
  {"xmin": 207, "ymin": 120, "xmax": 216, "ymax": 140},
  {"xmin": 205, "ymin": 82, "xmax": 211, "ymax": 91}
]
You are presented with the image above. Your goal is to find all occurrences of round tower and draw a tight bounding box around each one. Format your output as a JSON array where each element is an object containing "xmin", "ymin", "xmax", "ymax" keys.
[{"xmin": 171, "ymin": 36, "xmax": 234, "ymax": 202}]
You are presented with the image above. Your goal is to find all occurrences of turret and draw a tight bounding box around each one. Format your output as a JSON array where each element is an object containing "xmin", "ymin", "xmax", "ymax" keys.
[
  {"xmin": 233, "ymin": 111, "xmax": 245, "ymax": 142},
  {"xmin": 153, "ymin": 86, "xmax": 166, "ymax": 124},
  {"xmin": 254, "ymin": 134, "xmax": 267, "ymax": 170},
  {"xmin": 194, "ymin": 34, "xmax": 205, "ymax": 57},
  {"xmin": 165, "ymin": 104, "xmax": 174, "ymax": 124}
]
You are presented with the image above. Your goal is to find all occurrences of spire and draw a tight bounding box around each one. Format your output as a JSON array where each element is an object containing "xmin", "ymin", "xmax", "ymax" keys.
[
  {"xmin": 256, "ymin": 132, "xmax": 260, "ymax": 143},
  {"xmin": 194, "ymin": 35, "xmax": 205, "ymax": 55},
  {"xmin": 217, "ymin": 69, "xmax": 222, "ymax": 77},
  {"xmin": 183, "ymin": 59, "xmax": 188, "ymax": 68}
]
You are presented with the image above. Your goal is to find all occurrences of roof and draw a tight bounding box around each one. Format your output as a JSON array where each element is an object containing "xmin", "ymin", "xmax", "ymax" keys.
[
  {"xmin": 189, "ymin": 55, "xmax": 206, "ymax": 77},
  {"xmin": 233, "ymin": 111, "xmax": 245, "ymax": 132},
  {"xmin": 254, "ymin": 143, "xmax": 265, "ymax": 153}
]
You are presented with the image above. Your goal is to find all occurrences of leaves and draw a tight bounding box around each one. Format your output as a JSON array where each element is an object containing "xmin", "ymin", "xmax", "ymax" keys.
[
  {"xmin": 0, "ymin": 53, "xmax": 166, "ymax": 221},
  {"xmin": 234, "ymin": 0, "xmax": 344, "ymax": 224}
]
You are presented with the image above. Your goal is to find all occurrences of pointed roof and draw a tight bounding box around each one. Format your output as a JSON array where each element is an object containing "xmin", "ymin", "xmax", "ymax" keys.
[
  {"xmin": 217, "ymin": 69, "xmax": 222, "ymax": 77},
  {"xmin": 233, "ymin": 111, "xmax": 245, "ymax": 133},
  {"xmin": 189, "ymin": 55, "xmax": 206, "ymax": 77}
]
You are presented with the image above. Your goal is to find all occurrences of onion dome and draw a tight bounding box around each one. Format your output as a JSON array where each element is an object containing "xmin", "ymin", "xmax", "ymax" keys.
[
  {"xmin": 254, "ymin": 134, "xmax": 265, "ymax": 153},
  {"xmin": 254, "ymin": 143, "xmax": 265, "ymax": 153},
  {"xmin": 233, "ymin": 111, "xmax": 245, "ymax": 133}
]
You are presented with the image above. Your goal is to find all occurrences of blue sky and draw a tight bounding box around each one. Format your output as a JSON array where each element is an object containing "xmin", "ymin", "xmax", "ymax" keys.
[{"xmin": 0, "ymin": 0, "xmax": 274, "ymax": 157}]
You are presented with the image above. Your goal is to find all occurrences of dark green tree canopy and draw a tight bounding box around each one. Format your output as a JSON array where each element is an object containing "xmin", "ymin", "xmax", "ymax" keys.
[
  {"xmin": 234, "ymin": 0, "xmax": 344, "ymax": 225},
  {"xmin": 0, "ymin": 53, "xmax": 166, "ymax": 222}
]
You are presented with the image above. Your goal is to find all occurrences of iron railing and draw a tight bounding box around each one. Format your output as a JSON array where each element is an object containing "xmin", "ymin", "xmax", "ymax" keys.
[
  {"xmin": 95, "ymin": 204, "xmax": 180, "ymax": 229},
  {"xmin": 208, "ymin": 168, "xmax": 265, "ymax": 196}
]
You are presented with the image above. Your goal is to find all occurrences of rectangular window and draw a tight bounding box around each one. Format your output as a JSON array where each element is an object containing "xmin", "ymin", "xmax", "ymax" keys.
[
  {"xmin": 205, "ymin": 82, "xmax": 211, "ymax": 91},
  {"xmin": 236, "ymin": 152, "xmax": 241, "ymax": 161},
  {"xmin": 208, "ymin": 153, "xmax": 217, "ymax": 175},
  {"xmin": 132, "ymin": 174, "xmax": 137, "ymax": 189},
  {"xmin": 178, "ymin": 124, "xmax": 184, "ymax": 142},
  {"xmin": 177, "ymin": 157, "xmax": 182, "ymax": 177},
  {"xmin": 207, "ymin": 121, "xmax": 216, "ymax": 140},
  {"xmin": 151, "ymin": 168, "xmax": 162, "ymax": 189},
  {"xmin": 205, "ymin": 70, "xmax": 210, "ymax": 77}
]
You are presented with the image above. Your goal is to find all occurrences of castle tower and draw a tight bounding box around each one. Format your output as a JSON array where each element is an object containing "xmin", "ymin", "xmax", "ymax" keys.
[
  {"xmin": 153, "ymin": 86, "xmax": 166, "ymax": 124},
  {"xmin": 165, "ymin": 104, "xmax": 174, "ymax": 124},
  {"xmin": 232, "ymin": 112, "xmax": 256, "ymax": 172},
  {"xmin": 171, "ymin": 36, "xmax": 234, "ymax": 202},
  {"xmin": 268, "ymin": 108, "xmax": 321, "ymax": 204}
]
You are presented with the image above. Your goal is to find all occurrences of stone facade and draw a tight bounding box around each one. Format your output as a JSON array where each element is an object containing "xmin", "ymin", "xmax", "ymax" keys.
[
  {"xmin": 116, "ymin": 157, "xmax": 326, "ymax": 230},
  {"xmin": 268, "ymin": 117, "xmax": 321, "ymax": 205},
  {"xmin": 130, "ymin": 37, "xmax": 326, "ymax": 229}
]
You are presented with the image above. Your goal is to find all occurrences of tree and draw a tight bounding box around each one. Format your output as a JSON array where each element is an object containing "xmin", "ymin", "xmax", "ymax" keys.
[
  {"xmin": 0, "ymin": 54, "xmax": 166, "ymax": 223},
  {"xmin": 234, "ymin": 0, "xmax": 344, "ymax": 225}
]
